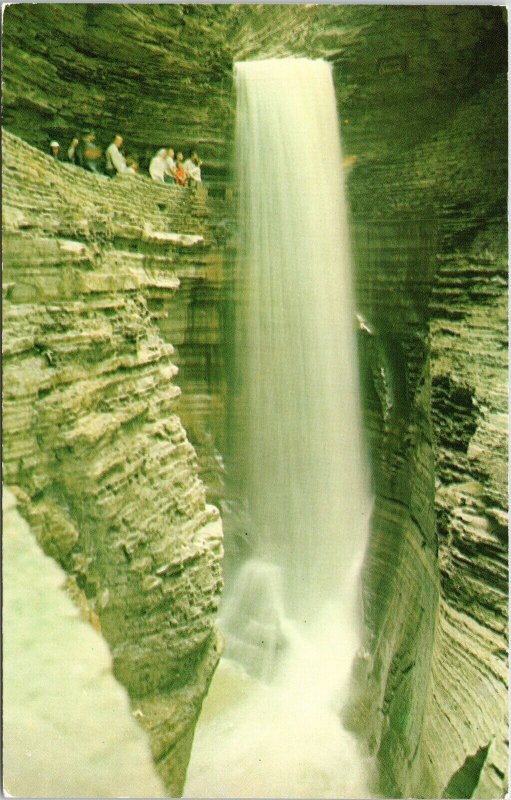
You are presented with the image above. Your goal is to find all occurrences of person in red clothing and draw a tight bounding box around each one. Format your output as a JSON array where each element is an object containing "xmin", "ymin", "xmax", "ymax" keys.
[{"xmin": 174, "ymin": 151, "xmax": 188, "ymax": 186}]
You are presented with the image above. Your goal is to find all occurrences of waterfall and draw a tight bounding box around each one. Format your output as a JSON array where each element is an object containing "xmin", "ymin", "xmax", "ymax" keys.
[{"xmin": 185, "ymin": 58, "xmax": 374, "ymax": 799}]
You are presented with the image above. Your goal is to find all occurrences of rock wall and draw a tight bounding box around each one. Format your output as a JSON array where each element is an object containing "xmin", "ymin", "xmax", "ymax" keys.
[
  {"xmin": 149, "ymin": 228, "xmax": 230, "ymax": 505},
  {"xmin": 423, "ymin": 222, "xmax": 508, "ymax": 800},
  {"xmin": 346, "ymin": 52, "xmax": 507, "ymax": 795},
  {"xmin": 2, "ymin": 129, "xmax": 223, "ymax": 796},
  {"xmin": 3, "ymin": 487, "xmax": 165, "ymax": 798}
]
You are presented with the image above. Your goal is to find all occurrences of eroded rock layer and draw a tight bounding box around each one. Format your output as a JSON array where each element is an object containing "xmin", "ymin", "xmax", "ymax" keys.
[
  {"xmin": 347, "ymin": 51, "xmax": 507, "ymax": 795},
  {"xmin": 424, "ymin": 224, "xmax": 508, "ymax": 800},
  {"xmin": 2, "ymin": 129, "xmax": 223, "ymax": 795}
]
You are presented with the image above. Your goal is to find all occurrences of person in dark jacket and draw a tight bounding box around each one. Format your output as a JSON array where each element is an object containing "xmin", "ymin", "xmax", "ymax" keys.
[{"xmin": 75, "ymin": 130, "xmax": 102, "ymax": 174}]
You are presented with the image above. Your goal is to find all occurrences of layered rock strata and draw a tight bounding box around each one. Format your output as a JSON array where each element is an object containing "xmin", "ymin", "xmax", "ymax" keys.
[
  {"xmin": 149, "ymin": 231, "xmax": 230, "ymax": 504},
  {"xmin": 423, "ymin": 224, "xmax": 508, "ymax": 799},
  {"xmin": 2, "ymin": 129, "xmax": 223, "ymax": 795},
  {"xmin": 348, "ymin": 218, "xmax": 440, "ymax": 797},
  {"xmin": 347, "ymin": 54, "xmax": 507, "ymax": 794}
]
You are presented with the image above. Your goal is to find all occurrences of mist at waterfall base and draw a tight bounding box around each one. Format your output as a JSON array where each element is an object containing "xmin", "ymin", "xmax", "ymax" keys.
[{"xmin": 185, "ymin": 59, "xmax": 375, "ymax": 799}]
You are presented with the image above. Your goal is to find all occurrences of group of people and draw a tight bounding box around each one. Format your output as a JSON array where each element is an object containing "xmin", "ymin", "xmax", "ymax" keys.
[
  {"xmin": 149, "ymin": 147, "xmax": 202, "ymax": 187},
  {"xmin": 49, "ymin": 131, "xmax": 119, "ymax": 174},
  {"xmin": 49, "ymin": 132, "xmax": 203, "ymax": 187}
]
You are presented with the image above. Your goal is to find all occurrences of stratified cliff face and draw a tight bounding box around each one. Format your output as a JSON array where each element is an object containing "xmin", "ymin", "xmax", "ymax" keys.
[
  {"xmin": 2, "ymin": 130, "xmax": 223, "ymax": 796},
  {"xmin": 424, "ymin": 221, "xmax": 508, "ymax": 800},
  {"xmin": 2, "ymin": 5, "xmax": 508, "ymax": 799},
  {"xmin": 346, "ymin": 45, "xmax": 507, "ymax": 795}
]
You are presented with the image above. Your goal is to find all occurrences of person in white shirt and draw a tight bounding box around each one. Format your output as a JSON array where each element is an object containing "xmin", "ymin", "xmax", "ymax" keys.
[
  {"xmin": 49, "ymin": 141, "xmax": 61, "ymax": 160},
  {"xmin": 67, "ymin": 136, "xmax": 79, "ymax": 164},
  {"xmin": 184, "ymin": 150, "xmax": 202, "ymax": 184},
  {"xmin": 105, "ymin": 135, "xmax": 129, "ymax": 175},
  {"xmin": 149, "ymin": 148, "xmax": 172, "ymax": 183},
  {"xmin": 165, "ymin": 147, "xmax": 177, "ymax": 183}
]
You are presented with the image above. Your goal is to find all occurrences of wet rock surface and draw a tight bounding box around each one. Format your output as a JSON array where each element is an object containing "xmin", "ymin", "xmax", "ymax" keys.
[
  {"xmin": 424, "ymin": 226, "xmax": 508, "ymax": 799},
  {"xmin": 2, "ymin": 130, "xmax": 223, "ymax": 795}
]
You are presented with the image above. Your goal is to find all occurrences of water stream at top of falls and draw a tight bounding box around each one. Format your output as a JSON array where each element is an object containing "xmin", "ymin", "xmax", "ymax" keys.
[{"xmin": 184, "ymin": 58, "xmax": 375, "ymax": 799}]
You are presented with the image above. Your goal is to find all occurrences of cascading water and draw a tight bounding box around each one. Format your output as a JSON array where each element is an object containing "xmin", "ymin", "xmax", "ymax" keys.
[{"xmin": 185, "ymin": 58, "xmax": 374, "ymax": 799}]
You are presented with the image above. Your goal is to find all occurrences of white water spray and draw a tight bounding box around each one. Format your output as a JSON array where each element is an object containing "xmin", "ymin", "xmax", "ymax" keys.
[{"xmin": 185, "ymin": 58, "xmax": 374, "ymax": 799}]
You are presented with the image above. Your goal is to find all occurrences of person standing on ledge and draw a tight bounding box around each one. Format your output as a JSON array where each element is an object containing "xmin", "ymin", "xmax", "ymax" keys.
[
  {"xmin": 49, "ymin": 141, "xmax": 61, "ymax": 160},
  {"xmin": 105, "ymin": 134, "xmax": 129, "ymax": 176},
  {"xmin": 67, "ymin": 136, "xmax": 79, "ymax": 164},
  {"xmin": 165, "ymin": 147, "xmax": 178, "ymax": 183},
  {"xmin": 174, "ymin": 151, "xmax": 188, "ymax": 187},
  {"xmin": 75, "ymin": 130, "xmax": 102, "ymax": 174},
  {"xmin": 184, "ymin": 150, "xmax": 202, "ymax": 185},
  {"xmin": 149, "ymin": 148, "xmax": 172, "ymax": 183}
]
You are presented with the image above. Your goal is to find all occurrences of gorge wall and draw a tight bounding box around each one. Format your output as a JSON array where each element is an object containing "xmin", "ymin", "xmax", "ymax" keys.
[
  {"xmin": 2, "ymin": 5, "xmax": 508, "ymax": 799},
  {"xmin": 2, "ymin": 129, "xmax": 223, "ymax": 796}
]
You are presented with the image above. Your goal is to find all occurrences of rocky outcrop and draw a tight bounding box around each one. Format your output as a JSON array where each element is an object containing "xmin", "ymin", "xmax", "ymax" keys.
[
  {"xmin": 2, "ymin": 130, "xmax": 223, "ymax": 796},
  {"xmin": 422, "ymin": 224, "xmax": 508, "ymax": 799},
  {"xmin": 346, "ymin": 50, "xmax": 507, "ymax": 794},
  {"xmin": 3, "ymin": 487, "xmax": 165, "ymax": 798}
]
